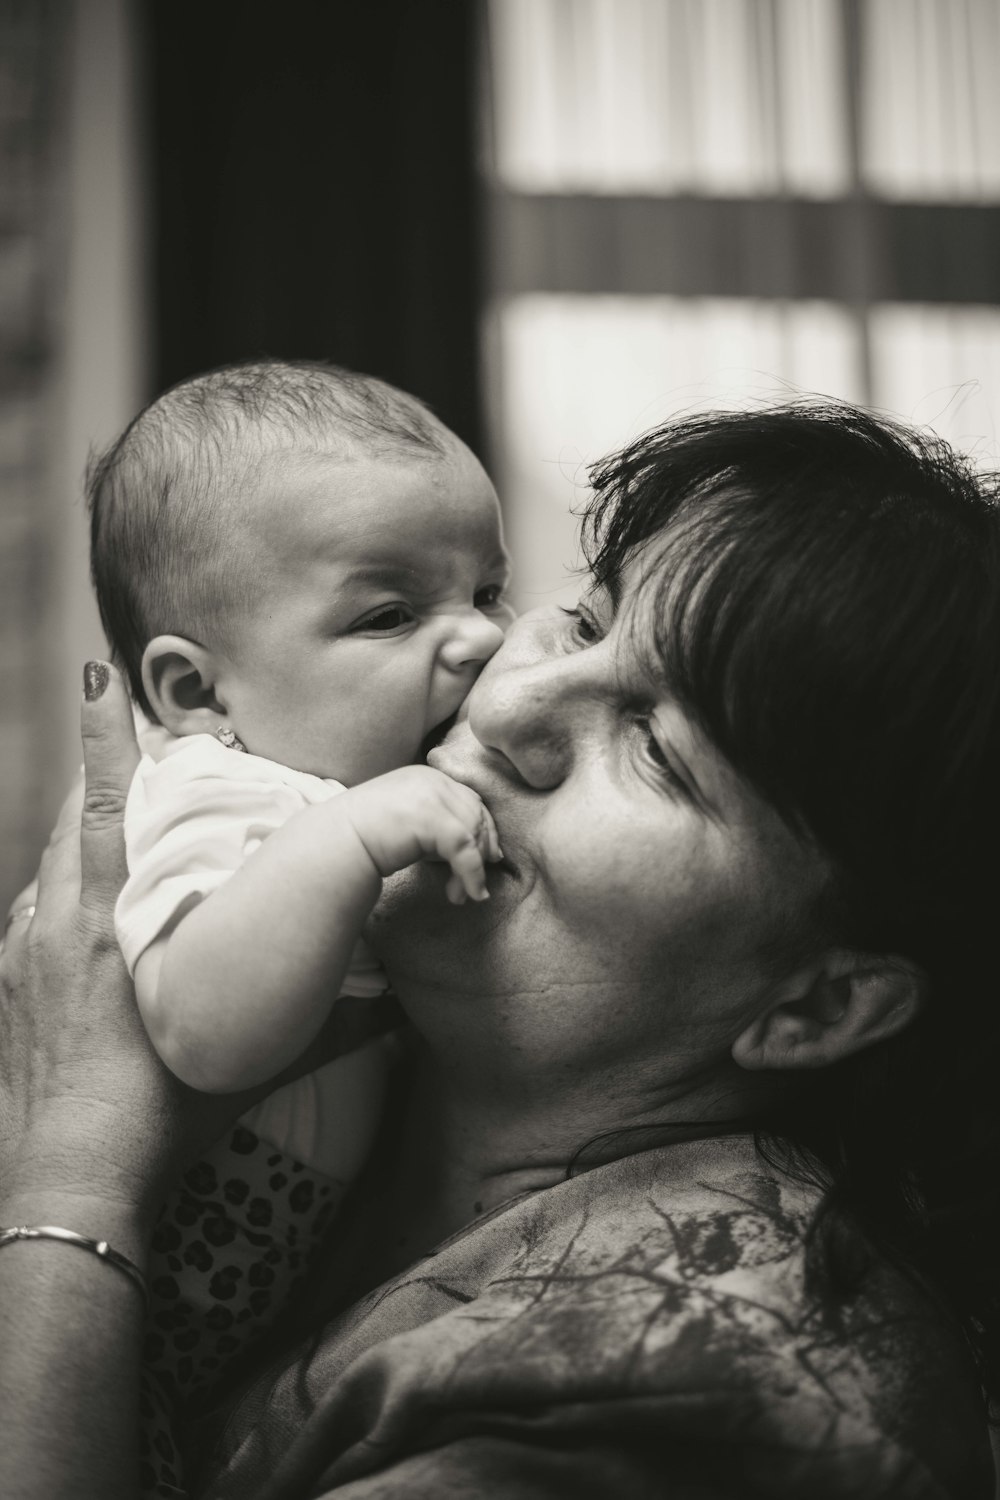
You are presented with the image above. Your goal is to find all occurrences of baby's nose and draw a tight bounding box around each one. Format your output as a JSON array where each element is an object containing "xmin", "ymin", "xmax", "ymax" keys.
[{"xmin": 441, "ymin": 611, "xmax": 506, "ymax": 670}]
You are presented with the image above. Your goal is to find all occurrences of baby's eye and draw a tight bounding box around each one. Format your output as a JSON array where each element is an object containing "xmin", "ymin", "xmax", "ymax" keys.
[
  {"xmin": 352, "ymin": 604, "xmax": 414, "ymax": 633},
  {"xmin": 475, "ymin": 583, "xmax": 505, "ymax": 609}
]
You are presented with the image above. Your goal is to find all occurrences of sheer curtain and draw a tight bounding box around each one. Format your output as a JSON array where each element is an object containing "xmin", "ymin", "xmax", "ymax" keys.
[
  {"xmin": 490, "ymin": 0, "xmax": 850, "ymax": 195},
  {"xmin": 861, "ymin": 0, "xmax": 1000, "ymax": 199},
  {"xmin": 490, "ymin": 293, "xmax": 865, "ymax": 595},
  {"xmin": 483, "ymin": 0, "xmax": 1000, "ymax": 607}
]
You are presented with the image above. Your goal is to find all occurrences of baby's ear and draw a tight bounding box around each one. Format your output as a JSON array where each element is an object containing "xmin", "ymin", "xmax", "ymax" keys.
[
  {"xmin": 731, "ymin": 949, "xmax": 925, "ymax": 1073},
  {"xmin": 141, "ymin": 635, "xmax": 227, "ymax": 738}
]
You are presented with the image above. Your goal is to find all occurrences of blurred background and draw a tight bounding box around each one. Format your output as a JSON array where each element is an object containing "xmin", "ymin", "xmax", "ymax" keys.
[{"xmin": 3, "ymin": 0, "xmax": 1000, "ymax": 908}]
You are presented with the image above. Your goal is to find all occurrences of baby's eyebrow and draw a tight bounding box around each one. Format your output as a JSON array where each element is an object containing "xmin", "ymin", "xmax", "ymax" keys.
[
  {"xmin": 343, "ymin": 561, "xmax": 425, "ymax": 590},
  {"xmin": 345, "ymin": 551, "xmax": 511, "ymax": 593}
]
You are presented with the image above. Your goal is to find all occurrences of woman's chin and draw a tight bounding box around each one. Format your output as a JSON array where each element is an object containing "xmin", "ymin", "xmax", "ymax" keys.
[
  {"xmin": 371, "ymin": 861, "xmax": 466, "ymax": 935},
  {"xmin": 370, "ymin": 859, "xmax": 515, "ymax": 962},
  {"xmin": 366, "ymin": 864, "xmax": 477, "ymax": 991}
]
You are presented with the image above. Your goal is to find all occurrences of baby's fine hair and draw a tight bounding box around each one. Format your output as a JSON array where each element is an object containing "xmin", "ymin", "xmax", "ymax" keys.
[{"xmin": 86, "ymin": 359, "xmax": 449, "ymax": 718}]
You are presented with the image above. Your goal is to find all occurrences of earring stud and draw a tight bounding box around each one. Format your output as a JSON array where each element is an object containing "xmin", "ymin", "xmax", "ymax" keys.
[{"xmin": 215, "ymin": 725, "xmax": 247, "ymax": 753}]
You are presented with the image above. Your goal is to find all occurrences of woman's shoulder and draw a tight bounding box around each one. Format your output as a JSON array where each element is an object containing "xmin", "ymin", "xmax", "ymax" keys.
[
  {"xmin": 195, "ymin": 1133, "xmax": 993, "ymax": 1499},
  {"xmin": 474, "ymin": 1132, "xmax": 820, "ymax": 1302},
  {"xmin": 498, "ymin": 1133, "xmax": 990, "ymax": 1492},
  {"xmin": 418, "ymin": 1134, "xmax": 989, "ymax": 1491}
]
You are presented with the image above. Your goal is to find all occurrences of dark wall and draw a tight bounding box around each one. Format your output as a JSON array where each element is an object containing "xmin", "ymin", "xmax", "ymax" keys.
[{"xmin": 146, "ymin": 0, "xmax": 484, "ymax": 453}]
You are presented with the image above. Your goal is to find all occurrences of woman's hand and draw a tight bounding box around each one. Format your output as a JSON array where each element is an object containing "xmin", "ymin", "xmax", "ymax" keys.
[
  {"xmin": 0, "ymin": 663, "xmax": 245, "ymax": 1229},
  {"xmin": 0, "ymin": 665, "xmax": 402, "ymax": 1500},
  {"xmin": 0, "ymin": 664, "xmax": 170, "ymax": 1500},
  {"xmin": 0, "ymin": 661, "xmax": 405, "ymax": 1228}
]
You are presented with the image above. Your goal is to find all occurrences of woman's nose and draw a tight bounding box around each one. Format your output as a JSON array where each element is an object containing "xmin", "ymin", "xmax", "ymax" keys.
[
  {"xmin": 466, "ymin": 608, "xmax": 595, "ymax": 789},
  {"xmin": 439, "ymin": 610, "xmax": 507, "ymax": 671}
]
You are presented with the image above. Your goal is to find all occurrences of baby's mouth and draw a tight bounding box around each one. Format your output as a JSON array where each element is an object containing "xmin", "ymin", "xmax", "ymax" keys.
[{"xmin": 419, "ymin": 712, "xmax": 459, "ymax": 762}]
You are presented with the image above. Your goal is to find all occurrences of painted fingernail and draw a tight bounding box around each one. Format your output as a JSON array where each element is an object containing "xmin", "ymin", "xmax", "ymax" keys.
[{"xmin": 83, "ymin": 661, "xmax": 110, "ymax": 701}]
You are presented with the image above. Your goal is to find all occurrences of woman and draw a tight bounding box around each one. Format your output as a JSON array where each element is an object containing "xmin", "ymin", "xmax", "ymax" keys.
[{"xmin": 1, "ymin": 402, "xmax": 997, "ymax": 1498}]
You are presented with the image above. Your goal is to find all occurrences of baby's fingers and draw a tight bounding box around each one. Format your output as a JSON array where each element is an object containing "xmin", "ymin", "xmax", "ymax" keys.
[
  {"xmin": 430, "ymin": 796, "xmax": 495, "ymax": 904},
  {"xmin": 480, "ymin": 805, "xmax": 503, "ymax": 865},
  {"xmin": 445, "ymin": 869, "xmax": 471, "ymax": 905},
  {"xmin": 444, "ymin": 833, "xmax": 489, "ymax": 905}
]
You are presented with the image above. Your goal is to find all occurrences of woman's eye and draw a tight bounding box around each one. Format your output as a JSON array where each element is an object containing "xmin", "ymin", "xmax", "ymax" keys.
[
  {"xmin": 475, "ymin": 583, "xmax": 504, "ymax": 609},
  {"xmin": 353, "ymin": 605, "xmax": 413, "ymax": 633},
  {"xmin": 560, "ymin": 606, "xmax": 601, "ymax": 645},
  {"xmin": 637, "ymin": 717, "xmax": 687, "ymax": 792},
  {"xmin": 644, "ymin": 729, "xmax": 670, "ymax": 770}
]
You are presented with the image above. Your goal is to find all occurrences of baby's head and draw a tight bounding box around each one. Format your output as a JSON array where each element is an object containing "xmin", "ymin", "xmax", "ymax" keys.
[{"xmin": 88, "ymin": 360, "xmax": 513, "ymax": 783}]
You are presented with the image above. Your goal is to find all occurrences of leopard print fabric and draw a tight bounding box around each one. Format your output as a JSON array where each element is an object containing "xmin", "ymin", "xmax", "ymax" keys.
[{"xmin": 139, "ymin": 1122, "xmax": 343, "ymax": 1497}]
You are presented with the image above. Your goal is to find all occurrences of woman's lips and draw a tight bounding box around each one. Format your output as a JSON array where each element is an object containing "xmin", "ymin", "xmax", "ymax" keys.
[{"xmin": 426, "ymin": 736, "xmax": 519, "ymax": 878}]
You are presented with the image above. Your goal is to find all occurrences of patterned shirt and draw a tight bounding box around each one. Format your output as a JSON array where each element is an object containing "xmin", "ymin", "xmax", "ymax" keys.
[{"xmin": 178, "ymin": 1133, "xmax": 992, "ymax": 1499}]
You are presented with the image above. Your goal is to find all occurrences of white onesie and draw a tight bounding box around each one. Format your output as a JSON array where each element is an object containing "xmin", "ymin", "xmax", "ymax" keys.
[{"xmin": 117, "ymin": 723, "xmax": 390, "ymax": 1183}]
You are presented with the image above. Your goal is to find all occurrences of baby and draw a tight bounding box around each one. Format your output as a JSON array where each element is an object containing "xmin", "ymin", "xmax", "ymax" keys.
[{"xmin": 86, "ymin": 360, "xmax": 512, "ymax": 1431}]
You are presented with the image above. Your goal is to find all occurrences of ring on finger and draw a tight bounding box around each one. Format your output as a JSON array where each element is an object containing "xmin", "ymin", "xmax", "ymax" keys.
[{"xmin": 4, "ymin": 904, "xmax": 36, "ymax": 935}]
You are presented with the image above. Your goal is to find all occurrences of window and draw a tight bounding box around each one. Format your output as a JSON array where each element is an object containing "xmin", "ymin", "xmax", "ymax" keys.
[{"xmin": 481, "ymin": 0, "xmax": 1000, "ymax": 606}]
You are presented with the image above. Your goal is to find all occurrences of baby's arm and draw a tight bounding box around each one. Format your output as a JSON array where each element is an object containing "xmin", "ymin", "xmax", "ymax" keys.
[{"xmin": 134, "ymin": 765, "xmax": 499, "ymax": 1093}]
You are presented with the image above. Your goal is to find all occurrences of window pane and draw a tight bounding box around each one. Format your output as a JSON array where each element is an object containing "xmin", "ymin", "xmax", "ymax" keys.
[
  {"xmin": 488, "ymin": 0, "xmax": 850, "ymax": 197},
  {"xmin": 489, "ymin": 294, "xmax": 863, "ymax": 605},
  {"xmin": 869, "ymin": 302, "xmax": 1000, "ymax": 456},
  {"xmin": 860, "ymin": 0, "xmax": 1000, "ymax": 201}
]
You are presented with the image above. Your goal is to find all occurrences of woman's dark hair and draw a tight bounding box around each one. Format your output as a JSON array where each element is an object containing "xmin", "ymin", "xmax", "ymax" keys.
[{"xmin": 583, "ymin": 400, "xmax": 1000, "ymax": 1400}]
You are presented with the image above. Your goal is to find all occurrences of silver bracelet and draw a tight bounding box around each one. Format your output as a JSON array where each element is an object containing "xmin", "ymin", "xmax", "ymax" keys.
[{"xmin": 0, "ymin": 1224, "xmax": 150, "ymax": 1312}]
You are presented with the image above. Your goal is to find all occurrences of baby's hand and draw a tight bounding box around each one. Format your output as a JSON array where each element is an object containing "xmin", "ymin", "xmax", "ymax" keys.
[{"xmin": 340, "ymin": 766, "xmax": 502, "ymax": 904}]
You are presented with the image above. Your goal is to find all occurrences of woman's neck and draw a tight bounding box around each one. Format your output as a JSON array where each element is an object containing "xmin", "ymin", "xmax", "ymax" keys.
[
  {"xmin": 369, "ymin": 1030, "xmax": 768, "ymax": 1265},
  {"xmin": 299, "ymin": 1029, "xmax": 771, "ymax": 1326},
  {"xmin": 299, "ymin": 1045, "xmax": 569, "ymax": 1316},
  {"xmin": 351, "ymin": 1043, "xmax": 563, "ymax": 1270}
]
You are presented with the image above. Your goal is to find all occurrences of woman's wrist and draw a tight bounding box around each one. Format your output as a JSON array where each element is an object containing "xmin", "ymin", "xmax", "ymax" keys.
[
  {"xmin": 0, "ymin": 1179, "xmax": 153, "ymax": 1272},
  {"xmin": 1, "ymin": 1119, "xmax": 159, "ymax": 1268}
]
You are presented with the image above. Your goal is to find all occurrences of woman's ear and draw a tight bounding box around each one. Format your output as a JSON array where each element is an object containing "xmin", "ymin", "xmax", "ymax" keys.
[
  {"xmin": 141, "ymin": 635, "xmax": 228, "ymax": 739},
  {"xmin": 732, "ymin": 950, "xmax": 926, "ymax": 1072}
]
